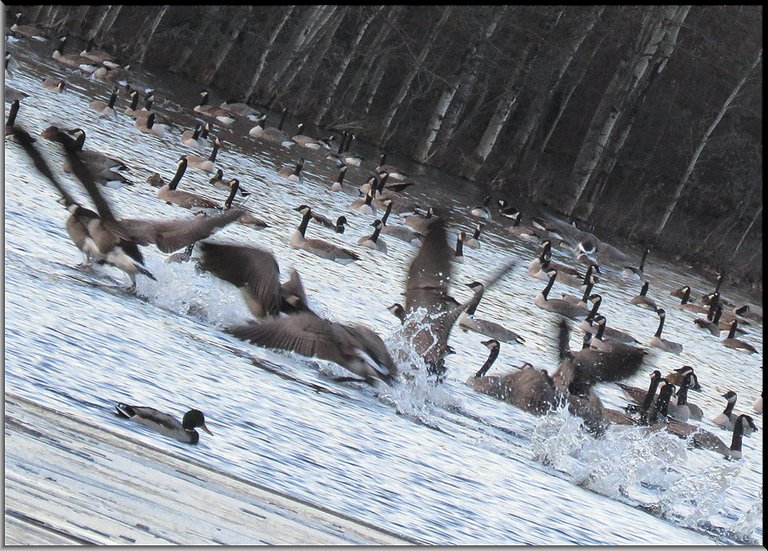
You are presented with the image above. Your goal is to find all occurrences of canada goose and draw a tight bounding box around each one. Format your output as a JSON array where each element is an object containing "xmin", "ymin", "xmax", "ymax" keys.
[
  {"xmin": 186, "ymin": 138, "xmax": 221, "ymax": 173},
  {"xmin": 10, "ymin": 12, "xmax": 48, "ymax": 41},
  {"xmin": 343, "ymin": 135, "xmax": 363, "ymax": 166},
  {"xmin": 712, "ymin": 390, "xmax": 756, "ymax": 434},
  {"xmin": 534, "ymin": 270, "xmax": 591, "ymax": 319},
  {"xmin": 401, "ymin": 218, "xmax": 516, "ymax": 376},
  {"xmin": 701, "ymin": 273, "xmax": 724, "ymax": 304},
  {"xmin": 666, "ymin": 371, "xmax": 697, "ymax": 422},
  {"xmin": 42, "ymin": 78, "xmax": 66, "ymax": 93},
  {"xmin": 293, "ymin": 205, "xmax": 347, "ymax": 233},
  {"xmin": 560, "ymin": 276, "xmax": 595, "ymax": 306},
  {"xmin": 277, "ymin": 158, "xmax": 304, "ymax": 183},
  {"xmin": 754, "ymin": 394, "xmax": 762, "ymax": 414},
  {"xmin": 223, "ymin": 180, "xmax": 268, "ymax": 229},
  {"xmin": 79, "ymin": 39, "xmax": 120, "ymax": 67},
  {"xmin": 157, "ymin": 157, "xmax": 218, "ymax": 209},
  {"xmin": 618, "ymin": 369, "xmax": 663, "ymax": 419},
  {"xmin": 735, "ymin": 304, "xmax": 762, "ymax": 323},
  {"xmin": 722, "ymin": 321, "xmax": 757, "ymax": 353},
  {"xmin": 693, "ymin": 303, "xmax": 723, "ymax": 336},
  {"xmin": 458, "ymin": 282, "xmax": 525, "ymax": 345},
  {"xmin": 463, "ymin": 223, "xmax": 484, "ymax": 249},
  {"xmin": 579, "ymin": 300, "xmax": 639, "ymax": 345},
  {"xmin": 622, "ymin": 246, "xmax": 650, "ymax": 278},
  {"xmin": 52, "ymin": 37, "xmax": 94, "ymax": 69},
  {"xmin": 554, "ymin": 319, "xmax": 648, "ymax": 387},
  {"xmin": 630, "ymin": 281, "xmax": 657, "ymax": 310},
  {"xmin": 123, "ymin": 90, "xmax": 142, "ymax": 117},
  {"xmin": 351, "ymin": 188, "xmax": 377, "ymax": 215},
  {"xmin": 219, "ymin": 98, "xmax": 262, "ymax": 118},
  {"xmin": 588, "ymin": 316, "xmax": 644, "ymax": 354},
  {"xmin": 719, "ymin": 304, "xmax": 752, "ymax": 328},
  {"xmin": 644, "ymin": 381, "xmax": 676, "ymax": 425},
  {"xmin": 249, "ymin": 107, "xmax": 290, "ymax": 143},
  {"xmin": 375, "ymin": 153, "xmax": 407, "ymax": 181},
  {"xmin": 181, "ymin": 121, "xmax": 204, "ymax": 149},
  {"xmin": 194, "ymin": 90, "xmax": 236, "ymax": 125},
  {"xmin": 135, "ymin": 112, "xmax": 167, "ymax": 138},
  {"xmin": 290, "ymin": 208, "xmax": 360, "ymax": 264},
  {"xmin": 470, "ymin": 195, "xmax": 492, "ymax": 220},
  {"xmin": 88, "ymin": 85, "xmax": 119, "ymax": 117},
  {"xmin": 508, "ymin": 212, "xmax": 540, "ymax": 241},
  {"xmin": 452, "ymin": 232, "xmax": 465, "ymax": 264},
  {"xmin": 325, "ymin": 131, "xmax": 349, "ymax": 164},
  {"xmin": 648, "ymin": 308, "xmax": 683, "ymax": 354},
  {"xmin": 291, "ymin": 123, "xmax": 323, "ymax": 149},
  {"xmin": 528, "ymin": 241, "xmax": 553, "ymax": 279},
  {"xmin": 329, "ymin": 165, "xmax": 357, "ymax": 195},
  {"xmin": 378, "ymin": 200, "xmax": 420, "ymax": 243},
  {"xmin": 670, "ymin": 284, "xmax": 688, "ymax": 299},
  {"xmin": 667, "ymin": 414, "xmax": 757, "ymax": 460},
  {"xmin": 115, "ymin": 403, "xmax": 212, "ymax": 444},
  {"xmin": 497, "ymin": 199, "xmax": 519, "ymax": 220},
  {"xmin": 16, "ymin": 124, "xmax": 241, "ymax": 278},
  {"xmin": 231, "ymin": 311, "xmax": 397, "ymax": 385},
  {"xmin": 357, "ymin": 219, "xmax": 388, "ymax": 253},
  {"xmin": 208, "ymin": 168, "xmax": 227, "ymax": 190},
  {"xmin": 403, "ymin": 207, "xmax": 436, "ymax": 234},
  {"xmin": 677, "ymin": 286, "xmax": 712, "ymax": 314},
  {"xmin": 664, "ymin": 366, "xmax": 702, "ymax": 390},
  {"xmin": 468, "ymin": 342, "xmax": 561, "ymax": 415},
  {"xmin": 47, "ymin": 128, "xmax": 130, "ymax": 173}
]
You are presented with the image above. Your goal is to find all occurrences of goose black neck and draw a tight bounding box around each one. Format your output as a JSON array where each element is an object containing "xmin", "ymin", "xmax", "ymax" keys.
[
  {"xmin": 723, "ymin": 399, "xmax": 735, "ymax": 416},
  {"xmin": 224, "ymin": 182, "xmax": 238, "ymax": 209},
  {"xmin": 191, "ymin": 123, "xmax": 201, "ymax": 140},
  {"xmin": 681, "ymin": 286, "xmax": 691, "ymax": 304},
  {"xmin": 730, "ymin": 418, "xmax": 745, "ymax": 453},
  {"xmin": 714, "ymin": 274, "xmax": 723, "ymax": 294},
  {"xmin": 713, "ymin": 306, "xmax": 723, "ymax": 324},
  {"xmin": 128, "ymin": 92, "xmax": 139, "ymax": 111},
  {"xmin": 638, "ymin": 248, "xmax": 648, "ymax": 270},
  {"xmin": 277, "ymin": 108, "xmax": 287, "ymax": 131},
  {"xmin": 675, "ymin": 382, "xmax": 689, "ymax": 406},
  {"xmin": 474, "ymin": 347, "xmax": 499, "ymax": 378},
  {"xmin": 641, "ymin": 375, "xmax": 662, "ymax": 413},
  {"xmin": 465, "ymin": 285, "xmax": 485, "ymax": 316},
  {"xmin": 336, "ymin": 167, "xmax": 346, "ymax": 184},
  {"xmin": 376, "ymin": 173, "xmax": 389, "ymax": 194},
  {"xmin": 74, "ymin": 131, "xmax": 86, "ymax": 151},
  {"xmin": 381, "ymin": 201, "xmax": 393, "ymax": 225},
  {"xmin": 586, "ymin": 297, "xmax": 602, "ymax": 320},
  {"xmin": 209, "ymin": 141, "xmax": 220, "ymax": 162},
  {"xmin": 455, "ymin": 236, "xmax": 464, "ymax": 257},
  {"xmin": 472, "ymin": 225, "xmax": 482, "ymax": 240},
  {"xmin": 595, "ymin": 319, "xmax": 606, "ymax": 341},
  {"xmin": 201, "ymin": 124, "xmax": 210, "ymax": 139},
  {"xmin": 107, "ymin": 88, "xmax": 117, "ymax": 109},
  {"xmin": 655, "ymin": 313, "xmax": 665, "ymax": 338},
  {"xmin": 580, "ymin": 280, "xmax": 594, "ymax": 302},
  {"xmin": 199, "ymin": 92, "xmax": 209, "ymax": 107},
  {"xmin": 7, "ymin": 100, "xmax": 19, "ymax": 126},
  {"xmin": 541, "ymin": 272, "xmax": 556, "ymax": 299},
  {"xmin": 336, "ymin": 132, "xmax": 346, "ymax": 154},
  {"xmin": 364, "ymin": 191, "xmax": 373, "ymax": 206},
  {"xmin": 370, "ymin": 224, "xmax": 382, "ymax": 243},
  {"xmin": 640, "ymin": 281, "xmax": 649, "ymax": 297},
  {"xmin": 298, "ymin": 210, "xmax": 312, "ymax": 237},
  {"xmin": 726, "ymin": 322, "xmax": 737, "ymax": 339},
  {"xmin": 294, "ymin": 160, "xmax": 303, "ymax": 176},
  {"xmin": 146, "ymin": 113, "xmax": 156, "ymax": 129},
  {"xmin": 379, "ymin": 153, "xmax": 387, "ymax": 166},
  {"xmin": 169, "ymin": 160, "xmax": 187, "ymax": 190}
]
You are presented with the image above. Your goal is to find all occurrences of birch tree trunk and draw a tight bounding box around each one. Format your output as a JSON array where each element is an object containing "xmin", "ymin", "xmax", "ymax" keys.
[
  {"xmin": 420, "ymin": 8, "xmax": 505, "ymax": 163},
  {"xmin": 313, "ymin": 6, "xmax": 382, "ymax": 125},
  {"xmin": 654, "ymin": 48, "xmax": 763, "ymax": 237},
  {"xmin": 376, "ymin": 6, "xmax": 453, "ymax": 144},
  {"xmin": 86, "ymin": 6, "xmax": 116, "ymax": 41},
  {"xmin": 731, "ymin": 206, "xmax": 762, "ymax": 259},
  {"xmin": 263, "ymin": 5, "xmax": 338, "ymax": 102},
  {"xmin": 361, "ymin": 55, "xmax": 390, "ymax": 118},
  {"xmin": 245, "ymin": 6, "xmax": 295, "ymax": 100},
  {"xmin": 506, "ymin": 7, "xmax": 603, "ymax": 184},
  {"xmin": 566, "ymin": 5, "xmax": 690, "ymax": 217},
  {"xmin": 202, "ymin": 8, "xmax": 252, "ymax": 85},
  {"xmin": 344, "ymin": 9, "xmax": 401, "ymax": 108}
]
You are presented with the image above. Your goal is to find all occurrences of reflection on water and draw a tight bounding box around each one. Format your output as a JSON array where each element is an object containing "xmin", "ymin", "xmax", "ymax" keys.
[{"xmin": 4, "ymin": 38, "xmax": 762, "ymax": 545}]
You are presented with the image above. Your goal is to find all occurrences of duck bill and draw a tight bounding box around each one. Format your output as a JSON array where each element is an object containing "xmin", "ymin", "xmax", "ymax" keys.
[{"xmin": 201, "ymin": 423, "xmax": 213, "ymax": 436}]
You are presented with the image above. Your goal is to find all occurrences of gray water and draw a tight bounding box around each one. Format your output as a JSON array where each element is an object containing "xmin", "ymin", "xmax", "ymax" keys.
[{"xmin": 4, "ymin": 37, "xmax": 763, "ymax": 545}]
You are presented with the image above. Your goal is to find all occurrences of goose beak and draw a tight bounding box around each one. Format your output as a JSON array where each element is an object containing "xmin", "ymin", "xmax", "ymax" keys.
[{"xmin": 200, "ymin": 423, "xmax": 213, "ymax": 436}]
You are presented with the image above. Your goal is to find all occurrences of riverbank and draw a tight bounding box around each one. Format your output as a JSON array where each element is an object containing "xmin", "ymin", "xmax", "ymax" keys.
[{"xmin": 3, "ymin": 394, "xmax": 415, "ymax": 545}]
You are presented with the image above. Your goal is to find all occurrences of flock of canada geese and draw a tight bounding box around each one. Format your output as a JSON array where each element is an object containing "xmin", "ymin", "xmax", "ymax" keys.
[{"xmin": 4, "ymin": 19, "xmax": 763, "ymax": 459}]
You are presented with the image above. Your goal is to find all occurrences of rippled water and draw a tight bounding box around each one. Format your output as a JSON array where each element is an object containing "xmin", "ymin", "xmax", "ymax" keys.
[{"xmin": 4, "ymin": 37, "xmax": 763, "ymax": 545}]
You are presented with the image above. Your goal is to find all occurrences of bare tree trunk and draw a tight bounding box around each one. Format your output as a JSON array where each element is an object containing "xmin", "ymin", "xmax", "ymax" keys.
[
  {"xmin": 86, "ymin": 6, "xmax": 115, "ymax": 41},
  {"xmin": 245, "ymin": 6, "xmax": 295, "ymax": 100},
  {"xmin": 376, "ymin": 6, "xmax": 453, "ymax": 144},
  {"xmin": 203, "ymin": 8, "xmax": 252, "ymax": 85},
  {"xmin": 97, "ymin": 5, "xmax": 125, "ymax": 53},
  {"xmin": 507, "ymin": 7, "xmax": 604, "ymax": 183},
  {"xmin": 654, "ymin": 47, "xmax": 763, "ymax": 237},
  {"xmin": 731, "ymin": 206, "xmax": 761, "ymax": 259},
  {"xmin": 419, "ymin": 8, "xmax": 505, "ymax": 163},
  {"xmin": 345, "ymin": 9, "xmax": 401, "ymax": 108},
  {"xmin": 291, "ymin": 8, "xmax": 347, "ymax": 108},
  {"xmin": 361, "ymin": 55, "xmax": 389, "ymax": 118},
  {"xmin": 566, "ymin": 6, "xmax": 690, "ymax": 217},
  {"xmin": 314, "ymin": 6, "xmax": 382, "ymax": 125}
]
